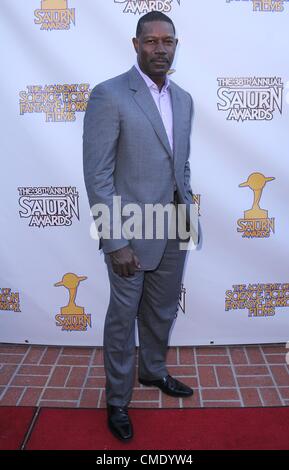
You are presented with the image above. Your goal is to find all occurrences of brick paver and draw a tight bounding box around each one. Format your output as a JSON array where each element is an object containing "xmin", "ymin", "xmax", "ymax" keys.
[{"xmin": 0, "ymin": 344, "xmax": 288, "ymax": 408}]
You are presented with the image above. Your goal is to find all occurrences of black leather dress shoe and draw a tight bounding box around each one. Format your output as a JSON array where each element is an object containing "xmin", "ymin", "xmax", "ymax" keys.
[
  {"xmin": 107, "ymin": 404, "xmax": 133, "ymax": 441},
  {"xmin": 139, "ymin": 374, "xmax": 194, "ymax": 397}
]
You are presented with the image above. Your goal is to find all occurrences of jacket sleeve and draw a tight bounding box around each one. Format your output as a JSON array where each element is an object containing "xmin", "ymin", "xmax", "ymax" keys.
[
  {"xmin": 83, "ymin": 84, "xmax": 129, "ymax": 254},
  {"xmin": 184, "ymin": 94, "xmax": 199, "ymax": 245},
  {"xmin": 184, "ymin": 93, "xmax": 194, "ymax": 198}
]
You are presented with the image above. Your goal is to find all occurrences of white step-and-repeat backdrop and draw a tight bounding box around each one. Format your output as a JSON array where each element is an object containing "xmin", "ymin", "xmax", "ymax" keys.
[{"xmin": 1, "ymin": 0, "xmax": 289, "ymax": 346}]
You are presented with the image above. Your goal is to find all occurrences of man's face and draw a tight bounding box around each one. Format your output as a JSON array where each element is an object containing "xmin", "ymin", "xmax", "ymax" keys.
[{"xmin": 133, "ymin": 21, "xmax": 178, "ymax": 79}]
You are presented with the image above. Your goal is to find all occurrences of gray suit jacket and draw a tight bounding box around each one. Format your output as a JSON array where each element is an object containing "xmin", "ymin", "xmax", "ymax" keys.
[{"xmin": 83, "ymin": 66, "xmax": 198, "ymax": 270}]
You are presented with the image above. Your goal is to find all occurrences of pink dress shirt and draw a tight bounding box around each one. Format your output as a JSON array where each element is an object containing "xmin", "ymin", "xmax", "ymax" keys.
[
  {"xmin": 134, "ymin": 63, "xmax": 177, "ymax": 193},
  {"xmin": 134, "ymin": 63, "xmax": 174, "ymax": 152}
]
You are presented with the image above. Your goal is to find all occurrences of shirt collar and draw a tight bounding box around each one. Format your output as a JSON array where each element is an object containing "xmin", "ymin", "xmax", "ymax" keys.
[{"xmin": 134, "ymin": 62, "xmax": 170, "ymax": 93}]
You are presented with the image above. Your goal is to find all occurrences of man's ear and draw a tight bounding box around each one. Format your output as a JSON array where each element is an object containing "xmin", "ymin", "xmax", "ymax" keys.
[{"xmin": 132, "ymin": 37, "xmax": 139, "ymax": 54}]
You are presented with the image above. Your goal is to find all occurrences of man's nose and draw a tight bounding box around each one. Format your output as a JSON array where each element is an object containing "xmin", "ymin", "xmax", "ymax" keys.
[{"xmin": 154, "ymin": 41, "xmax": 167, "ymax": 54}]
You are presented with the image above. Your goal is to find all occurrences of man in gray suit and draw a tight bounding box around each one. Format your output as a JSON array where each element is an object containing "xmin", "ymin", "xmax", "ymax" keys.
[{"xmin": 83, "ymin": 11, "xmax": 199, "ymax": 441}]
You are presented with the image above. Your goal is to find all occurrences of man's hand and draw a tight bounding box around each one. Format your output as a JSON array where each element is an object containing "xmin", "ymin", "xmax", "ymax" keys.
[{"xmin": 109, "ymin": 245, "xmax": 141, "ymax": 277}]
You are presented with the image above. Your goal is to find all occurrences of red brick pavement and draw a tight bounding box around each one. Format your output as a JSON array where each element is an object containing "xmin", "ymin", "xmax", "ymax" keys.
[{"xmin": 0, "ymin": 344, "xmax": 288, "ymax": 408}]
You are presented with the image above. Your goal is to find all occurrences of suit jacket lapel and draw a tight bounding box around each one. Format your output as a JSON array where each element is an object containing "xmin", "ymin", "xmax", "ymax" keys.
[{"xmin": 128, "ymin": 67, "xmax": 173, "ymax": 160}]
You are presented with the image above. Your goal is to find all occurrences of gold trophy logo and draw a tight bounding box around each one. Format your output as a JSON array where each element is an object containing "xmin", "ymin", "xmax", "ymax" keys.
[
  {"xmin": 54, "ymin": 273, "xmax": 87, "ymax": 315},
  {"xmin": 239, "ymin": 172, "xmax": 275, "ymax": 219},
  {"xmin": 41, "ymin": 0, "xmax": 67, "ymax": 9},
  {"xmin": 35, "ymin": 0, "xmax": 75, "ymax": 32}
]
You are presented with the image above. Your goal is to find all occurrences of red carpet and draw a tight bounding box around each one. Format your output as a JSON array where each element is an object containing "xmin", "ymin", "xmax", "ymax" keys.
[
  {"xmin": 22, "ymin": 407, "xmax": 289, "ymax": 450},
  {"xmin": 0, "ymin": 407, "xmax": 36, "ymax": 450}
]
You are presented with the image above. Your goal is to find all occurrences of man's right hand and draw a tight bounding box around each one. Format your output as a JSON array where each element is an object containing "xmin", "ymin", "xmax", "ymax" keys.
[{"xmin": 109, "ymin": 245, "xmax": 141, "ymax": 277}]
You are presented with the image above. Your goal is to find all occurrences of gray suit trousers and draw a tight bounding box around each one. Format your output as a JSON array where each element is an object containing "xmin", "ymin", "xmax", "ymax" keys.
[{"xmin": 103, "ymin": 236, "xmax": 187, "ymax": 407}]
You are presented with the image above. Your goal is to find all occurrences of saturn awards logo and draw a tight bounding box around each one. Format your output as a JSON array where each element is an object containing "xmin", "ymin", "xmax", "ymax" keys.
[
  {"xmin": 114, "ymin": 0, "xmax": 180, "ymax": 14},
  {"xmin": 226, "ymin": 0, "xmax": 289, "ymax": 12},
  {"xmin": 34, "ymin": 0, "xmax": 75, "ymax": 30},
  {"xmin": 217, "ymin": 77, "xmax": 283, "ymax": 121},
  {"xmin": 19, "ymin": 84, "xmax": 90, "ymax": 123},
  {"xmin": 237, "ymin": 173, "xmax": 275, "ymax": 238},
  {"xmin": 225, "ymin": 283, "xmax": 289, "ymax": 317},
  {"xmin": 0, "ymin": 288, "xmax": 21, "ymax": 313},
  {"xmin": 18, "ymin": 186, "xmax": 80, "ymax": 228},
  {"xmin": 192, "ymin": 194, "xmax": 201, "ymax": 217},
  {"xmin": 54, "ymin": 273, "xmax": 92, "ymax": 331},
  {"xmin": 178, "ymin": 283, "xmax": 186, "ymax": 314}
]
